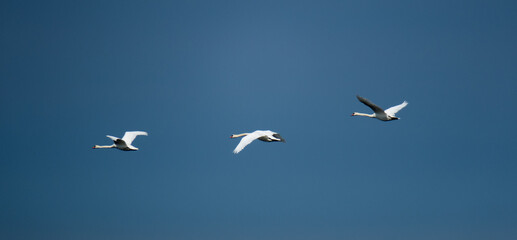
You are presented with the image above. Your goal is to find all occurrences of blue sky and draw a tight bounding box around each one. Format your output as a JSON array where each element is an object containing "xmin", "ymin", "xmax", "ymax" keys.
[{"xmin": 1, "ymin": 0, "xmax": 517, "ymax": 239}]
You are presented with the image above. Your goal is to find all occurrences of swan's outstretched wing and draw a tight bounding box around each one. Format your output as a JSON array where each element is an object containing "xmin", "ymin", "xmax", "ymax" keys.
[
  {"xmin": 384, "ymin": 101, "xmax": 408, "ymax": 116},
  {"xmin": 106, "ymin": 135, "xmax": 119, "ymax": 142},
  {"xmin": 233, "ymin": 131, "xmax": 263, "ymax": 154},
  {"xmin": 357, "ymin": 95, "xmax": 385, "ymax": 114},
  {"xmin": 121, "ymin": 131, "xmax": 148, "ymax": 145}
]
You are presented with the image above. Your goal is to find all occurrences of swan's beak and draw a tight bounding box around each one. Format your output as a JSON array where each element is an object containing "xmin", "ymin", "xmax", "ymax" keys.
[{"xmin": 230, "ymin": 135, "xmax": 234, "ymax": 138}]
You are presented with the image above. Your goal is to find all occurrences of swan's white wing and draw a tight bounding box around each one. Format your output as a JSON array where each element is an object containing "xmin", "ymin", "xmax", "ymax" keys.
[
  {"xmin": 233, "ymin": 131, "xmax": 263, "ymax": 154},
  {"xmin": 384, "ymin": 101, "xmax": 408, "ymax": 116},
  {"xmin": 357, "ymin": 95, "xmax": 385, "ymax": 114},
  {"xmin": 121, "ymin": 131, "xmax": 148, "ymax": 145},
  {"xmin": 106, "ymin": 135, "xmax": 119, "ymax": 142}
]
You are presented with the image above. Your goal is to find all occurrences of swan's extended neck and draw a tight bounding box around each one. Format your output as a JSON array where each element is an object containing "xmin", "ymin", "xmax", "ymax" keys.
[
  {"xmin": 93, "ymin": 144, "xmax": 115, "ymax": 149},
  {"xmin": 352, "ymin": 112, "xmax": 375, "ymax": 118},
  {"xmin": 230, "ymin": 133, "xmax": 250, "ymax": 138}
]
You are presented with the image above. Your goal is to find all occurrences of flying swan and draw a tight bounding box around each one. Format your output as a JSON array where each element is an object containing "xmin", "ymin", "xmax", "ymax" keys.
[
  {"xmin": 352, "ymin": 95, "xmax": 408, "ymax": 121},
  {"xmin": 93, "ymin": 131, "xmax": 148, "ymax": 151},
  {"xmin": 230, "ymin": 130, "xmax": 286, "ymax": 154}
]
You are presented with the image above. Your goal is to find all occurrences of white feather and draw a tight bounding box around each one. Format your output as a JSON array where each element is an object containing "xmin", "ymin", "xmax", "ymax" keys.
[
  {"xmin": 121, "ymin": 131, "xmax": 148, "ymax": 145},
  {"xmin": 353, "ymin": 95, "xmax": 408, "ymax": 121},
  {"xmin": 384, "ymin": 101, "xmax": 408, "ymax": 117},
  {"xmin": 94, "ymin": 131, "xmax": 148, "ymax": 151},
  {"xmin": 232, "ymin": 130, "xmax": 284, "ymax": 154}
]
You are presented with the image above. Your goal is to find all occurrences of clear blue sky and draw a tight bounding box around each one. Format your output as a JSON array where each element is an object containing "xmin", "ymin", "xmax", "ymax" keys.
[{"xmin": 1, "ymin": 0, "xmax": 517, "ymax": 239}]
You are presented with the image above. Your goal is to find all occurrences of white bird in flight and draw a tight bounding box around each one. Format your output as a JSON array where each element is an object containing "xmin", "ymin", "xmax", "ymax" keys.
[
  {"xmin": 230, "ymin": 130, "xmax": 286, "ymax": 154},
  {"xmin": 352, "ymin": 95, "xmax": 408, "ymax": 121},
  {"xmin": 93, "ymin": 131, "xmax": 148, "ymax": 151}
]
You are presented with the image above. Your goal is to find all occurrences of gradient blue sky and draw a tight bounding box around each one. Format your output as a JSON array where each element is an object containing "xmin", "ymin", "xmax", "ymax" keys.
[{"xmin": 1, "ymin": 0, "xmax": 517, "ymax": 239}]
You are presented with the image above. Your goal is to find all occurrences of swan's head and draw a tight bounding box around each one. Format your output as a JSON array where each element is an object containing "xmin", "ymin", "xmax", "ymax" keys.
[
  {"xmin": 351, "ymin": 112, "xmax": 358, "ymax": 116},
  {"xmin": 92, "ymin": 145, "xmax": 98, "ymax": 149},
  {"xmin": 230, "ymin": 133, "xmax": 249, "ymax": 138}
]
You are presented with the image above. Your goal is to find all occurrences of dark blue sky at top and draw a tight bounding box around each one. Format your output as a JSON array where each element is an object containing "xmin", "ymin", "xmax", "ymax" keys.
[{"xmin": 1, "ymin": 0, "xmax": 516, "ymax": 239}]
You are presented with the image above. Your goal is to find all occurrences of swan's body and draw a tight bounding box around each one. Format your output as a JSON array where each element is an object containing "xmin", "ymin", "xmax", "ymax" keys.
[
  {"xmin": 230, "ymin": 130, "xmax": 286, "ymax": 154},
  {"xmin": 93, "ymin": 131, "xmax": 148, "ymax": 151},
  {"xmin": 352, "ymin": 95, "xmax": 407, "ymax": 121}
]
